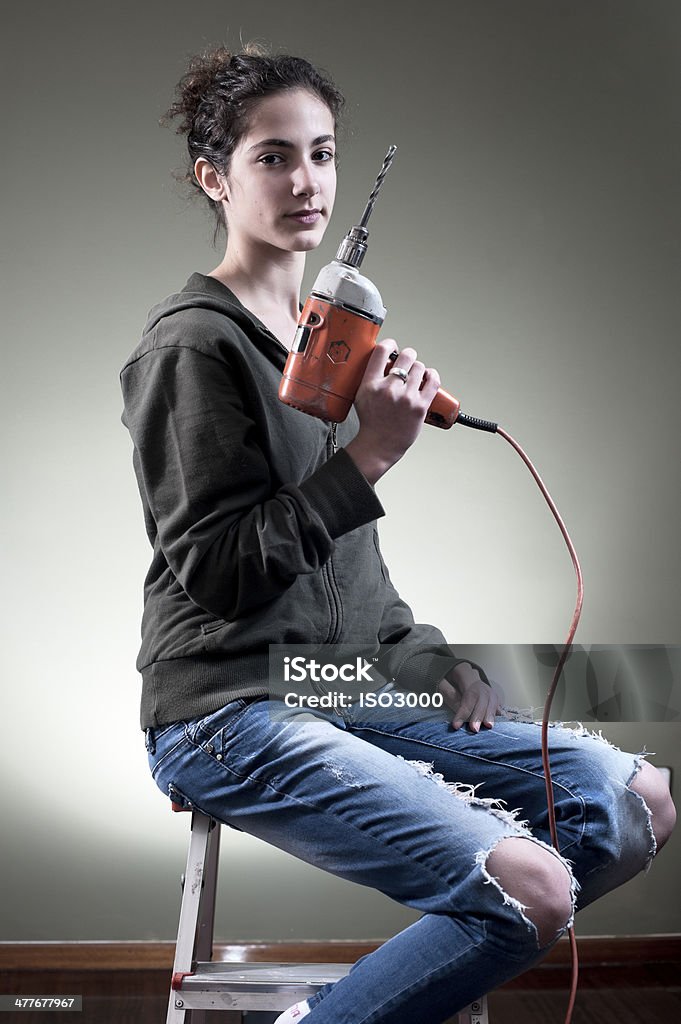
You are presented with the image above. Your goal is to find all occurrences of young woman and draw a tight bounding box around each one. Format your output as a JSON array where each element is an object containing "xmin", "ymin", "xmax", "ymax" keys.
[{"xmin": 120, "ymin": 45, "xmax": 675, "ymax": 1023}]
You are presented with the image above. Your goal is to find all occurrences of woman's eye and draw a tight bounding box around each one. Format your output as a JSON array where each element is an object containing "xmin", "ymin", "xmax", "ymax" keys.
[{"xmin": 258, "ymin": 150, "xmax": 335, "ymax": 167}]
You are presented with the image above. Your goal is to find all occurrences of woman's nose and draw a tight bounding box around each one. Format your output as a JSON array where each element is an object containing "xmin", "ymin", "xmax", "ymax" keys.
[{"xmin": 291, "ymin": 160, "xmax": 320, "ymax": 198}]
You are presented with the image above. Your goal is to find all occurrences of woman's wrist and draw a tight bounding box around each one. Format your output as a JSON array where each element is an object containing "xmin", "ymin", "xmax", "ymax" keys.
[{"xmin": 344, "ymin": 436, "xmax": 397, "ymax": 486}]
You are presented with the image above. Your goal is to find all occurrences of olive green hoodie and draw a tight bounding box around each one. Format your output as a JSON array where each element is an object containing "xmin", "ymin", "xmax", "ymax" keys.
[{"xmin": 121, "ymin": 273, "xmax": 470, "ymax": 728}]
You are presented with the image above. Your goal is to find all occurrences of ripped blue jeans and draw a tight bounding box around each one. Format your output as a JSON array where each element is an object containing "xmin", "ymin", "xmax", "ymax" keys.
[{"xmin": 146, "ymin": 686, "xmax": 656, "ymax": 1023}]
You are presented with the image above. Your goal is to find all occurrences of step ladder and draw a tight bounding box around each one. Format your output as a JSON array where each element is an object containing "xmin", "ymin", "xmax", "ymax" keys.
[{"xmin": 166, "ymin": 807, "xmax": 489, "ymax": 1023}]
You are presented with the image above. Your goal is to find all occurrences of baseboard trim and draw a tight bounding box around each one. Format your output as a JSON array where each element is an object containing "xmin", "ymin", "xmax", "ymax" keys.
[{"xmin": 1, "ymin": 934, "xmax": 679, "ymax": 973}]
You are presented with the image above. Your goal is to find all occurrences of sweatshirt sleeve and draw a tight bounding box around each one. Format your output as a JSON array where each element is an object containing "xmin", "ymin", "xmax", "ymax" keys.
[{"xmin": 121, "ymin": 344, "xmax": 384, "ymax": 620}]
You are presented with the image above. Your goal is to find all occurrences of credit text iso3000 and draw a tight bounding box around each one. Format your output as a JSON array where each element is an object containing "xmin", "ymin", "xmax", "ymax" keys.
[{"xmin": 359, "ymin": 691, "xmax": 444, "ymax": 709}]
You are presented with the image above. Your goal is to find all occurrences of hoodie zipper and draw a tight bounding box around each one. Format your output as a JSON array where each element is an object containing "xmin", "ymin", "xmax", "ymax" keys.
[
  {"xmin": 261, "ymin": 321, "xmax": 341, "ymax": 642},
  {"xmin": 257, "ymin": 311, "xmax": 343, "ymax": 645},
  {"xmin": 323, "ymin": 423, "xmax": 343, "ymax": 644},
  {"xmin": 245, "ymin": 320, "xmax": 345, "ymax": 648}
]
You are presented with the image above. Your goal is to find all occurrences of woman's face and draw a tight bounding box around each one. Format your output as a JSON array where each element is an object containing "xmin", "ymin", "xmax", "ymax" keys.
[{"xmin": 222, "ymin": 88, "xmax": 337, "ymax": 256}]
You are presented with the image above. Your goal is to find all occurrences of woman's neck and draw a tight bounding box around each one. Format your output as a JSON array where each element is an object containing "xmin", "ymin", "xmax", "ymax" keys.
[{"xmin": 209, "ymin": 245, "xmax": 305, "ymax": 325}]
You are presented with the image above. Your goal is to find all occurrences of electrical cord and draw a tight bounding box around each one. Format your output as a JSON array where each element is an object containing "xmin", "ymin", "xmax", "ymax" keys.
[{"xmin": 457, "ymin": 414, "xmax": 584, "ymax": 1024}]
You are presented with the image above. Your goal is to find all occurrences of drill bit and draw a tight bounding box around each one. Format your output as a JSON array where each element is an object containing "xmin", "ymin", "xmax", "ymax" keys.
[
  {"xmin": 336, "ymin": 145, "xmax": 398, "ymax": 268},
  {"xmin": 359, "ymin": 145, "xmax": 398, "ymax": 229}
]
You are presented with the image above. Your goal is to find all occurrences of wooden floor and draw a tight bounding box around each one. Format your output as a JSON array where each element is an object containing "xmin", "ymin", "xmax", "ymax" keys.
[
  {"xmin": 2, "ymin": 938, "xmax": 680, "ymax": 1023},
  {"xmin": 2, "ymin": 986, "xmax": 681, "ymax": 1023},
  {"xmin": 487, "ymin": 987, "xmax": 681, "ymax": 1024},
  {"xmin": 3, "ymin": 977, "xmax": 680, "ymax": 1024}
]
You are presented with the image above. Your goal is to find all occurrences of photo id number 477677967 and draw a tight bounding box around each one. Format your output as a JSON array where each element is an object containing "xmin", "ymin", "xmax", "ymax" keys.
[{"xmin": 0, "ymin": 997, "xmax": 82, "ymax": 1011}]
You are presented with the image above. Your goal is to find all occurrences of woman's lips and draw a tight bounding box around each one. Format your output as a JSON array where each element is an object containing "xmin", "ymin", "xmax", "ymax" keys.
[{"xmin": 286, "ymin": 210, "xmax": 322, "ymax": 225}]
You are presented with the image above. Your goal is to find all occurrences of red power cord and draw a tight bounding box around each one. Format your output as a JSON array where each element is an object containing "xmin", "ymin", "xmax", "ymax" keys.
[{"xmin": 496, "ymin": 425, "xmax": 583, "ymax": 1024}]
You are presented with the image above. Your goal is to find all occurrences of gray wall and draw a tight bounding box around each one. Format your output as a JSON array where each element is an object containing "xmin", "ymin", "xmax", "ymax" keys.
[{"xmin": 1, "ymin": 0, "xmax": 679, "ymax": 941}]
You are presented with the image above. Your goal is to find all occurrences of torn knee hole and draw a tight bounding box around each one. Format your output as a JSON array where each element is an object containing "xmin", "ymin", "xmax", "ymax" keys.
[
  {"xmin": 478, "ymin": 836, "xmax": 576, "ymax": 947},
  {"xmin": 628, "ymin": 760, "xmax": 676, "ymax": 852}
]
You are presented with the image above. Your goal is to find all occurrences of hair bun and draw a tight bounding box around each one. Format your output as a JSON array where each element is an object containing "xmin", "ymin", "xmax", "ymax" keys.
[{"xmin": 162, "ymin": 43, "xmax": 344, "ymax": 238}]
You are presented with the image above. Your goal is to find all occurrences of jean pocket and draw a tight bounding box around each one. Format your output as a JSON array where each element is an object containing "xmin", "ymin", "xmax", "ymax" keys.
[{"xmin": 189, "ymin": 696, "xmax": 265, "ymax": 751}]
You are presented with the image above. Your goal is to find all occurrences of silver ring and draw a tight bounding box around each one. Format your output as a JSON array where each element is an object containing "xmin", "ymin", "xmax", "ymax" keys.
[{"xmin": 389, "ymin": 366, "xmax": 409, "ymax": 384}]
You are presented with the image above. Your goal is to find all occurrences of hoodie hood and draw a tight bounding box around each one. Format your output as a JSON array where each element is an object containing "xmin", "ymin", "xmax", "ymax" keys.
[{"xmin": 143, "ymin": 273, "xmax": 261, "ymax": 336}]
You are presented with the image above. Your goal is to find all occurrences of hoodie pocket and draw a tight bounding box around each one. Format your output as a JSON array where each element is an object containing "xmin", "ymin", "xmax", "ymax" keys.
[
  {"xmin": 200, "ymin": 617, "xmax": 229, "ymax": 651},
  {"xmin": 372, "ymin": 529, "xmax": 389, "ymax": 585}
]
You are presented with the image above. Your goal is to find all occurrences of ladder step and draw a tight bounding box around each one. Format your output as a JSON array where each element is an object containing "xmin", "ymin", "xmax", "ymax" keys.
[
  {"xmin": 183, "ymin": 961, "xmax": 351, "ymax": 987},
  {"xmin": 174, "ymin": 962, "xmax": 351, "ymax": 1012}
]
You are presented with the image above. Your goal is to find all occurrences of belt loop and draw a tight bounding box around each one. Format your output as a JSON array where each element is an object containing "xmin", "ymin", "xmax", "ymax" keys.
[{"xmin": 145, "ymin": 727, "xmax": 156, "ymax": 755}]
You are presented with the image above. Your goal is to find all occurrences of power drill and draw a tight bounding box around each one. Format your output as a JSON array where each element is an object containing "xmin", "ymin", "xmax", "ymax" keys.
[{"xmin": 278, "ymin": 146, "xmax": 461, "ymax": 428}]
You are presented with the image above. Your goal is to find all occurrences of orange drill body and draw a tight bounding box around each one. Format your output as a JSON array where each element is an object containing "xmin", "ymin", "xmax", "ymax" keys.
[{"xmin": 279, "ymin": 295, "xmax": 382, "ymax": 423}]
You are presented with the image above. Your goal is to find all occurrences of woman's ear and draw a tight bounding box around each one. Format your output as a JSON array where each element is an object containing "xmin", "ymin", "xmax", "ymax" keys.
[{"xmin": 194, "ymin": 158, "xmax": 229, "ymax": 203}]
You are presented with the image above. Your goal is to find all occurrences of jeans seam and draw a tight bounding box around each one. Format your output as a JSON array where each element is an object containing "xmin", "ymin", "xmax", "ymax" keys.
[
  {"xmin": 349, "ymin": 724, "xmax": 589, "ymax": 853},
  {"xmin": 187, "ymin": 744, "xmax": 495, "ymax": 897},
  {"xmin": 149, "ymin": 732, "xmax": 188, "ymax": 781},
  {"xmin": 359, "ymin": 923, "xmax": 489, "ymax": 1024}
]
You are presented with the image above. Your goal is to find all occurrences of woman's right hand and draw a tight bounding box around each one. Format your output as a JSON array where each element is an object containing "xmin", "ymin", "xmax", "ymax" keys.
[{"xmin": 344, "ymin": 339, "xmax": 441, "ymax": 485}]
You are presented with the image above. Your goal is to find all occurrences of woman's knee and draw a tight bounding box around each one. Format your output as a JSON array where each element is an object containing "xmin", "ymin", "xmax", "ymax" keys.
[
  {"xmin": 629, "ymin": 760, "xmax": 676, "ymax": 850},
  {"xmin": 484, "ymin": 836, "xmax": 574, "ymax": 948}
]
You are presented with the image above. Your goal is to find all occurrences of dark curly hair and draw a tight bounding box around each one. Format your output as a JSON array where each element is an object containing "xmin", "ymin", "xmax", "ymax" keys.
[{"xmin": 163, "ymin": 42, "xmax": 345, "ymax": 238}]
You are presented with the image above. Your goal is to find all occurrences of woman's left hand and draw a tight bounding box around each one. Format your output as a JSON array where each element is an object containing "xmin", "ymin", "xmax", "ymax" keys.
[{"xmin": 437, "ymin": 663, "xmax": 502, "ymax": 732}]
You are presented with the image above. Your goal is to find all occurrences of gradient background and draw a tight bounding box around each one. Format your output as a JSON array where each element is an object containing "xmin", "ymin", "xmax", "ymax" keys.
[{"xmin": 1, "ymin": 0, "xmax": 679, "ymax": 940}]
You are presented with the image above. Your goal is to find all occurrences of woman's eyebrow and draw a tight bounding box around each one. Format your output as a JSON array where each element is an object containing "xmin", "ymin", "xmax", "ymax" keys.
[{"xmin": 247, "ymin": 134, "xmax": 335, "ymax": 152}]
